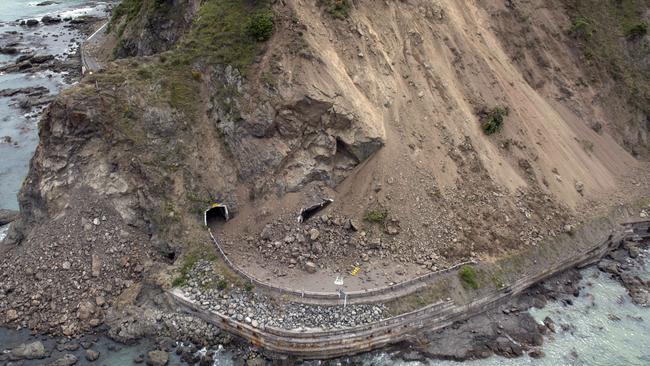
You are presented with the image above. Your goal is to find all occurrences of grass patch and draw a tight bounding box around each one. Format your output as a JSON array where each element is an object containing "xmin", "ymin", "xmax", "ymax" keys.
[
  {"xmin": 569, "ymin": 17, "xmax": 593, "ymax": 40},
  {"xmin": 564, "ymin": 0, "xmax": 650, "ymax": 119},
  {"xmin": 170, "ymin": 0, "xmax": 272, "ymax": 72},
  {"xmin": 480, "ymin": 106, "xmax": 509, "ymax": 135},
  {"xmin": 321, "ymin": 0, "xmax": 351, "ymax": 19},
  {"xmin": 364, "ymin": 210, "xmax": 387, "ymax": 223},
  {"xmin": 216, "ymin": 279, "xmax": 228, "ymax": 290},
  {"xmin": 624, "ymin": 21, "xmax": 648, "ymax": 39},
  {"xmin": 171, "ymin": 243, "xmax": 219, "ymax": 287},
  {"xmin": 459, "ymin": 265, "xmax": 480, "ymax": 289},
  {"xmin": 385, "ymin": 279, "xmax": 451, "ymax": 315},
  {"xmin": 108, "ymin": 0, "xmax": 143, "ymax": 35}
]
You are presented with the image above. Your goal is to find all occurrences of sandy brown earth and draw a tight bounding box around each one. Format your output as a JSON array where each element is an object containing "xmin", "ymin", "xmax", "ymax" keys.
[{"xmin": 212, "ymin": 0, "xmax": 650, "ymax": 291}]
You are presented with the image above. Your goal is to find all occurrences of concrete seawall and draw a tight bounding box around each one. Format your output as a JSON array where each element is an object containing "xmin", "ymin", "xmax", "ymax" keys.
[{"xmin": 168, "ymin": 207, "xmax": 650, "ymax": 359}]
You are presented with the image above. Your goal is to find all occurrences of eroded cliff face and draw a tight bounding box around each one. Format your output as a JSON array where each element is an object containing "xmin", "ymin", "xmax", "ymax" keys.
[
  {"xmin": 1, "ymin": 0, "xmax": 649, "ymax": 337},
  {"xmin": 110, "ymin": 0, "xmax": 200, "ymax": 58}
]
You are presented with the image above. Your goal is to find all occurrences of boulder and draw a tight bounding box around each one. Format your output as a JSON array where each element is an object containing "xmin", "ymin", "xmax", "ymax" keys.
[
  {"xmin": 77, "ymin": 300, "xmax": 96, "ymax": 320},
  {"xmin": 0, "ymin": 47, "xmax": 18, "ymax": 55},
  {"xmin": 41, "ymin": 16, "xmax": 62, "ymax": 24},
  {"xmin": 85, "ymin": 349, "xmax": 100, "ymax": 362},
  {"xmin": 25, "ymin": 19, "xmax": 40, "ymax": 27},
  {"xmin": 9, "ymin": 341, "xmax": 47, "ymax": 360},
  {"xmin": 0, "ymin": 209, "xmax": 18, "ymax": 225},
  {"xmin": 304, "ymin": 261, "xmax": 318, "ymax": 273},
  {"xmin": 246, "ymin": 356, "xmax": 266, "ymax": 366},
  {"xmin": 47, "ymin": 354, "xmax": 78, "ymax": 366},
  {"xmin": 529, "ymin": 349, "xmax": 545, "ymax": 359},
  {"xmin": 146, "ymin": 350, "xmax": 169, "ymax": 366},
  {"xmin": 31, "ymin": 55, "xmax": 55, "ymax": 64},
  {"xmin": 309, "ymin": 228, "xmax": 320, "ymax": 241}
]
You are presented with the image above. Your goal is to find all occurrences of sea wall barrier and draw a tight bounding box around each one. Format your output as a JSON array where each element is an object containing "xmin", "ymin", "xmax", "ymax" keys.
[{"xmin": 168, "ymin": 216, "xmax": 650, "ymax": 359}]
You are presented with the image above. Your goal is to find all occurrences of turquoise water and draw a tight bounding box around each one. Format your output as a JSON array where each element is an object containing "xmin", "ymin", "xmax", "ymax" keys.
[
  {"xmin": 0, "ymin": 0, "xmax": 104, "ymax": 23},
  {"xmin": 0, "ymin": 0, "xmax": 114, "ymax": 209},
  {"xmin": 364, "ymin": 253, "xmax": 650, "ymax": 366}
]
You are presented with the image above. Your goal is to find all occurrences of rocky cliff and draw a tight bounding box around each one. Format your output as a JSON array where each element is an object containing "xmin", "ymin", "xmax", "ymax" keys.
[{"xmin": 1, "ymin": 0, "xmax": 649, "ymax": 339}]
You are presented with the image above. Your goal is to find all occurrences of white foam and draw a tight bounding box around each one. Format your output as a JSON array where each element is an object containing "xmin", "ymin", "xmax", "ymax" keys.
[
  {"xmin": 0, "ymin": 225, "xmax": 8, "ymax": 241},
  {"xmin": 58, "ymin": 4, "xmax": 110, "ymax": 19}
]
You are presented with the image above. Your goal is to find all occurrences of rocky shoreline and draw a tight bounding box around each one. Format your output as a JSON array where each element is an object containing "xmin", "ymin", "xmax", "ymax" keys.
[
  {"xmin": 389, "ymin": 238, "xmax": 649, "ymax": 364},
  {"xmin": 2, "ymin": 236, "xmax": 643, "ymax": 366}
]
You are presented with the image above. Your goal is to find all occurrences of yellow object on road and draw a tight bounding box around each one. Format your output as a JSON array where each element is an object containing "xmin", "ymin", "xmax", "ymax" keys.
[{"xmin": 351, "ymin": 266, "xmax": 361, "ymax": 276}]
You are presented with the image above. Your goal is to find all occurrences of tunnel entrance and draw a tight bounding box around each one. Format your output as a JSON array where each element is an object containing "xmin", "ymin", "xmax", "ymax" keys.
[
  {"xmin": 204, "ymin": 203, "xmax": 230, "ymax": 231},
  {"xmin": 298, "ymin": 198, "xmax": 333, "ymax": 223}
]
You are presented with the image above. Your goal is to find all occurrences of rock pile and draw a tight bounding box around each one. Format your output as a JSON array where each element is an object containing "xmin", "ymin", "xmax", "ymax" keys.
[
  {"xmin": 597, "ymin": 241, "xmax": 649, "ymax": 305},
  {"xmin": 0, "ymin": 200, "xmax": 153, "ymax": 336},
  {"xmin": 179, "ymin": 260, "xmax": 388, "ymax": 330}
]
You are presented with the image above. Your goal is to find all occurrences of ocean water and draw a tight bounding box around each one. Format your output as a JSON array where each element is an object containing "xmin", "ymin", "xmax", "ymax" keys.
[
  {"xmin": 364, "ymin": 251, "xmax": 650, "ymax": 366},
  {"xmin": 0, "ymin": 0, "xmax": 114, "ymax": 210}
]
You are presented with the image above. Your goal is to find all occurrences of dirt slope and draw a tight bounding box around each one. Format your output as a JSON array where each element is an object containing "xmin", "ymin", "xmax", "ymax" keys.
[{"xmin": 217, "ymin": 0, "xmax": 649, "ymax": 284}]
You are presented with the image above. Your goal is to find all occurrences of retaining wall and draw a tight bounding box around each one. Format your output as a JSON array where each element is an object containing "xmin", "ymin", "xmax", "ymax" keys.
[{"xmin": 168, "ymin": 213, "xmax": 650, "ymax": 359}]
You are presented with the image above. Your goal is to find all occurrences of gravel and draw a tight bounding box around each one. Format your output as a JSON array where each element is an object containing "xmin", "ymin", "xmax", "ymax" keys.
[{"xmin": 179, "ymin": 260, "xmax": 388, "ymax": 330}]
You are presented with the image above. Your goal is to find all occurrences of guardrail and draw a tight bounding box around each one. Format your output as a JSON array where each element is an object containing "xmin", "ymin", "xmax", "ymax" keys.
[
  {"xmin": 169, "ymin": 218, "xmax": 650, "ymax": 359},
  {"xmin": 207, "ymin": 228, "xmax": 476, "ymax": 305},
  {"xmin": 80, "ymin": 21, "xmax": 108, "ymax": 75}
]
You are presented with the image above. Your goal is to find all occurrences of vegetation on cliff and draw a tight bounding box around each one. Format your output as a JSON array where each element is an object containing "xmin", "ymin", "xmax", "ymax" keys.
[{"xmin": 564, "ymin": 0, "xmax": 650, "ymax": 150}]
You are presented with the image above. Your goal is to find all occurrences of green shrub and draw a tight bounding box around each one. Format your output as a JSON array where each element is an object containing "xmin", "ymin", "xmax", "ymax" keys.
[
  {"xmin": 171, "ymin": 276, "xmax": 186, "ymax": 287},
  {"xmin": 624, "ymin": 22, "xmax": 648, "ymax": 39},
  {"xmin": 322, "ymin": 0, "xmax": 351, "ymax": 19},
  {"xmin": 480, "ymin": 106, "xmax": 508, "ymax": 135},
  {"xmin": 247, "ymin": 11, "xmax": 274, "ymax": 41},
  {"xmin": 569, "ymin": 17, "xmax": 593, "ymax": 40},
  {"xmin": 217, "ymin": 279, "xmax": 228, "ymax": 290},
  {"xmin": 108, "ymin": 0, "xmax": 143, "ymax": 34},
  {"xmin": 459, "ymin": 265, "xmax": 480, "ymax": 289},
  {"xmin": 244, "ymin": 282, "xmax": 254, "ymax": 292},
  {"xmin": 136, "ymin": 67, "xmax": 152, "ymax": 79},
  {"xmin": 364, "ymin": 210, "xmax": 387, "ymax": 223}
]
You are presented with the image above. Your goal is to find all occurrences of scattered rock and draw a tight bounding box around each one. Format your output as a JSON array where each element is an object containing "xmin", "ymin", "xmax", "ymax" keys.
[
  {"xmin": 246, "ymin": 356, "xmax": 266, "ymax": 366},
  {"xmin": 260, "ymin": 225, "xmax": 272, "ymax": 240},
  {"xmin": 574, "ymin": 181, "xmax": 584, "ymax": 195},
  {"xmin": 48, "ymin": 354, "xmax": 78, "ymax": 366},
  {"xmin": 0, "ymin": 209, "xmax": 19, "ymax": 225},
  {"xmin": 147, "ymin": 350, "xmax": 169, "ymax": 366},
  {"xmin": 309, "ymin": 228, "xmax": 320, "ymax": 241},
  {"xmin": 9, "ymin": 341, "xmax": 47, "ymax": 360},
  {"xmin": 304, "ymin": 261, "xmax": 318, "ymax": 273},
  {"xmin": 41, "ymin": 15, "xmax": 62, "ymax": 24},
  {"xmin": 77, "ymin": 300, "xmax": 96, "ymax": 320},
  {"xmin": 529, "ymin": 349, "xmax": 545, "ymax": 358},
  {"xmin": 85, "ymin": 349, "xmax": 100, "ymax": 362},
  {"xmin": 543, "ymin": 316, "xmax": 556, "ymax": 333},
  {"xmin": 0, "ymin": 47, "xmax": 18, "ymax": 55},
  {"xmin": 91, "ymin": 254, "xmax": 101, "ymax": 277}
]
